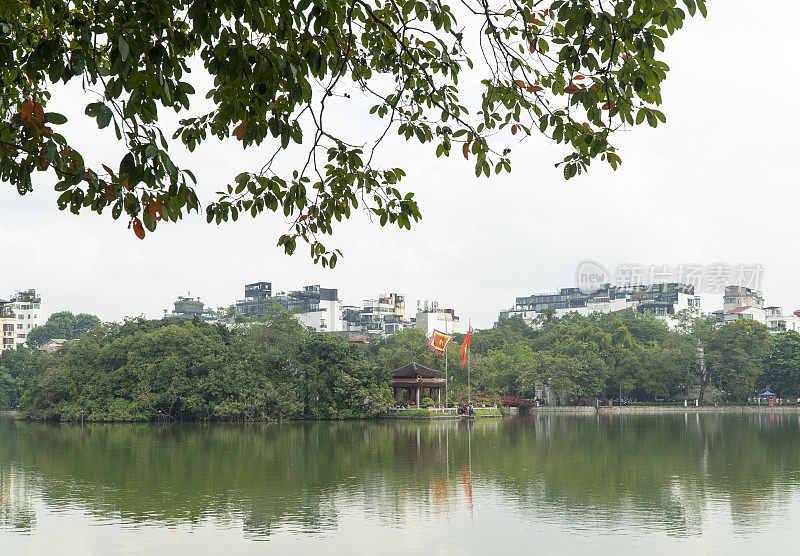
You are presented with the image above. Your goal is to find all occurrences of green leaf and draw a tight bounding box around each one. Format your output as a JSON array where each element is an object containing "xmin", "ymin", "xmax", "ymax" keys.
[
  {"xmin": 118, "ymin": 36, "xmax": 130, "ymax": 61},
  {"xmin": 44, "ymin": 112, "xmax": 67, "ymax": 125},
  {"xmin": 96, "ymin": 105, "xmax": 113, "ymax": 129}
]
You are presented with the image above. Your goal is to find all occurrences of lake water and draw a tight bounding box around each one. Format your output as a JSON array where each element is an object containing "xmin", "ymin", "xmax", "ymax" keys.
[{"xmin": 2, "ymin": 412, "xmax": 800, "ymax": 554}]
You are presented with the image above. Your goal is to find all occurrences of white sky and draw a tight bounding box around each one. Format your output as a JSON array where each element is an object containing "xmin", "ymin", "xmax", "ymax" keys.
[{"xmin": 2, "ymin": 0, "xmax": 799, "ymax": 328}]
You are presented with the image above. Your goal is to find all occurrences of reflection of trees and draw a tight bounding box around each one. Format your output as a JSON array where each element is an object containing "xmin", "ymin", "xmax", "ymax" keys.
[{"xmin": 2, "ymin": 414, "xmax": 800, "ymax": 538}]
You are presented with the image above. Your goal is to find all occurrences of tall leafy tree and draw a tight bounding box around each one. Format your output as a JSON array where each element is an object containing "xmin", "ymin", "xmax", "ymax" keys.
[
  {"xmin": 763, "ymin": 331, "xmax": 800, "ymax": 396},
  {"xmin": 25, "ymin": 311, "xmax": 102, "ymax": 347},
  {"xmin": 1, "ymin": 0, "xmax": 706, "ymax": 263},
  {"xmin": 706, "ymin": 319, "xmax": 773, "ymax": 402}
]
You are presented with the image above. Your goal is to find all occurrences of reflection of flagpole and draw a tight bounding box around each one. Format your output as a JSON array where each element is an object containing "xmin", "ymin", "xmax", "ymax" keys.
[{"xmin": 462, "ymin": 419, "xmax": 473, "ymax": 516}]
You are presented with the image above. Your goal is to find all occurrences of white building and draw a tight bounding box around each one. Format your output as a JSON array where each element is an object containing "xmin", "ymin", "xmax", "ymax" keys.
[
  {"xmin": 295, "ymin": 294, "xmax": 343, "ymax": 333},
  {"xmin": 0, "ymin": 300, "xmax": 16, "ymax": 352},
  {"xmin": 414, "ymin": 301, "xmax": 460, "ymax": 336},
  {"xmin": 500, "ymin": 283, "xmax": 704, "ymax": 326},
  {"xmin": 40, "ymin": 338, "xmax": 70, "ymax": 352},
  {"xmin": 9, "ymin": 289, "xmax": 41, "ymax": 346},
  {"xmin": 343, "ymin": 293, "xmax": 407, "ymax": 336},
  {"xmin": 765, "ymin": 307, "xmax": 800, "ymax": 333},
  {"xmin": 723, "ymin": 306, "xmax": 767, "ymax": 325}
]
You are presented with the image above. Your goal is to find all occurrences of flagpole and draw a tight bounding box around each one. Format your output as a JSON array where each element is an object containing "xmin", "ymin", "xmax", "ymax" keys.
[
  {"xmin": 467, "ymin": 319, "xmax": 471, "ymax": 406},
  {"xmin": 445, "ymin": 342, "xmax": 449, "ymax": 409}
]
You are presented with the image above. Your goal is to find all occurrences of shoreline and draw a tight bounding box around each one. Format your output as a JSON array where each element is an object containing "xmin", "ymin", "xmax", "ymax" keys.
[{"xmin": 6, "ymin": 405, "xmax": 800, "ymax": 423}]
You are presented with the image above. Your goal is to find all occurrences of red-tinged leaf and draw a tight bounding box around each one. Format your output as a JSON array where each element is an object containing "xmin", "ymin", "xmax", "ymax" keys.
[
  {"xmin": 511, "ymin": 125, "xmax": 518, "ymax": 135},
  {"xmin": 234, "ymin": 121, "xmax": 247, "ymax": 141},
  {"xmin": 514, "ymin": 80, "xmax": 525, "ymax": 88},
  {"xmin": 33, "ymin": 102, "xmax": 44, "ymax": 122},
  {"xmin": 20, "ymin": 100, "xmax": 34, "ymax": 122},
  {"xmin": 530, "ymin": 43, "xmax": 536, "ymax": 53},
  {"xmin": 602, "ymin": 102, "xmax": 616, "ymax": 109},
  {"xmin": 573, "ymin": 75, "xmax": 585, "ymax": 80},
  {"xmin": 462, "ymin": 143, "xmax": 469, "ymax": 159},
  {"xmin": 564, "ymin": 84, "xmax": 581, "ymax": 94},
  {"xmin": 526, "ymin": 85, "xmax": 544, "ymax": 93},
  {"xmin": 132, "ymin": 218, "xmax": 145, "ymax": 240}
]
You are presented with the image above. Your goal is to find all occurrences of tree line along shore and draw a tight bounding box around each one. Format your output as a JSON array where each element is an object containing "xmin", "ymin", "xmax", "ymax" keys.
[{"xmin": 1, "ymin": 306, "xmax": 798, "ymax": 422}]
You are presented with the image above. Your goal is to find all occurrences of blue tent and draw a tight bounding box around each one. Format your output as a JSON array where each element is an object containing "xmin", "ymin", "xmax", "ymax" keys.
[{"xmin": 759, "ymin": 390, "xmax": 776, "ymax": 397}]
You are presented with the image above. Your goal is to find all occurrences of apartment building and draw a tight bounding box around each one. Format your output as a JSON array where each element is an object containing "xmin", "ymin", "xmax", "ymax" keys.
[
  {"xmin": 1, "ymin": 300, "xmax": 16, "ymax": 352},
  {"xmin": 499, "ymin": 283, "xmax": 703, "ymax": 323},
  {"xmin": 8, "ymin": 289, "xmax": 41, "ymax": 346}
]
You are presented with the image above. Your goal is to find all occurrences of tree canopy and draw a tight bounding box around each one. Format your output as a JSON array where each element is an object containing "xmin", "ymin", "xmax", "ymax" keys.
[
  {"xmin": 1, "ymin": 0, "xmax": 706, "ymax": 264},
  {"xmin": 6, "ymin": 308, "xmax": 793, "ymax": 417},
  {"xmin": 25, "ymin": 310, "xmax": 102, "ymax": 347}
]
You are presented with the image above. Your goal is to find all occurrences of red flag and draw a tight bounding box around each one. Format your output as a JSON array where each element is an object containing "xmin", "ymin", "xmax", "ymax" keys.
[{"xmin": 460, "ymin": 328, "xmax": 471, "ymax": 367}]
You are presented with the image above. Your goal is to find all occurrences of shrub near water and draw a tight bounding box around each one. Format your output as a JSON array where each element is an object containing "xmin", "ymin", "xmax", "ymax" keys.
[{"xmin": 18, "ymin": 313, "xmax": 390, "ymax": 422}]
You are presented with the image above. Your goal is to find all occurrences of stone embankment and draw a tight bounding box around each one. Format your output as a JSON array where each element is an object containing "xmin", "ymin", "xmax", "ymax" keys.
[
  {"xmin": 598, "ymin": 405, "xmax": 800, "ymax": 414},
  {"xmin": 522, "ymin": 405, "xmax": 800, "ymax": 415}
]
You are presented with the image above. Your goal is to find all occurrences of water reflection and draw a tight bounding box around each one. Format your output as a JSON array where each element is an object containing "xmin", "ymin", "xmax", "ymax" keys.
[{"xmin": 1, "ymin": 413, "xmax": 800, "ymax": 545}]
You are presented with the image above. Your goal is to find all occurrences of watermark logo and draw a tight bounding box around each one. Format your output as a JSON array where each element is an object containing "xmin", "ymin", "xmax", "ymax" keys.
[
  {"xmin": 574, "ymin": 261, "xmax": 764, "ymax": 293},
  {"xmin": 576, "ymin": 260, "xmax": 610, "ymax": 294}
]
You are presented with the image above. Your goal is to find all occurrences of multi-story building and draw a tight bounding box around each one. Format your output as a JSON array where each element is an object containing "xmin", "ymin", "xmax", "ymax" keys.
[
  {"xmin": 723, "ymin": 286, "xmax": 764, "ymax": 313},
  {"xmin": 764, "ymin": 306, "xmax": 800, "ymax": 333},
  {"xmin": 8, "ymin": 289, "xmax": 41, "ymax": 347},
  {"xmin": 0, "ymin": 300, "xmax": 16, "ymax": 352},
  {"xmin": 289, "ymin": 286, "xmax": 343, "ymax": 332},
  {"xmin": 499, "ymin": 283, "xmax": 703, "ymax": 323},
  {"xmin": 722, "ymin": 305, "xmax": 767, "ymax": 324},
  {"xmin": 234, "ymin": 282, "xmax": 273, "ymax": 318},
  {"xmin": 166, "ymin": 295, "xmax": 219, "ymax": 323},
  {"xmin": 715, "ymin": 285, "xmax": 767, "ymax": 324},
  {"xmin": 233, "ymin": 282, "xmax": 343, "ymax": 332},
  {"xmin": 343, "ymin": 293, "xmax": 406, "ymax": 336},
  {"xmin": 414, "ymin": 301, "xmax": 460, "ymax": 335}
]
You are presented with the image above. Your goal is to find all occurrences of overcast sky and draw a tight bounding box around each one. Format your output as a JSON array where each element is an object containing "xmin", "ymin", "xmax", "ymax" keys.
[{"xmin": 2, "ymin": 0, "xmax": 798, "ymax": 329}]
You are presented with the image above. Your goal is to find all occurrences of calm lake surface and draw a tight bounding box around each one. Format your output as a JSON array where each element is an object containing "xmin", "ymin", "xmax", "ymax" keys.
[{"xmin": 3, "ymin": 412, "xmax": 800, "ymax": 554}]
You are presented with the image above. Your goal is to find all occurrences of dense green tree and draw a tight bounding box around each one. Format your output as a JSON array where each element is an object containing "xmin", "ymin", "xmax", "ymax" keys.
[
  {"xmin": 1, "ymin": 0, "xmax": 706, "ymax": 263},
  {"xmin": 484, "ymin": 342, "xmax": 538, "ymax": 396},
  {"xmin": 706, "ymin": 319, "xmax": 773, "ymax": 402},
  {"xmin": 299, "ymin": 334, "xmax": 390, "ymax": 418},
  {"xmin": 764, "ymin": 331, "xmax": 800, "ymax": 395},
  {"xmin": 0, "ymin": 367, "xmax": 13, "ymax": 409},
  {"xmin": 19, "ymin": 314, "xmax": 393, "ymax": 421},
  {"xmin": 0, "ymin": 347, "xmax": 42, "ymax": 409},
  {"xmin": 25, "ymin": 311, "xmax": 102, "ymax": 347}
]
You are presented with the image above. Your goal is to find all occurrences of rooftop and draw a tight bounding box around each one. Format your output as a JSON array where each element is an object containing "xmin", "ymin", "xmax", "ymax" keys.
[{"xmin": 390, "ymin": 362, "xmax": 443, "ymax": 379}]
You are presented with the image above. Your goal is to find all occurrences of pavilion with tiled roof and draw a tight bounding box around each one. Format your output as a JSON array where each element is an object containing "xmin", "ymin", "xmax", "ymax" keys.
[{"xmin": 389, "ymin": 362, "xmax": 445, "ymax": 408}]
